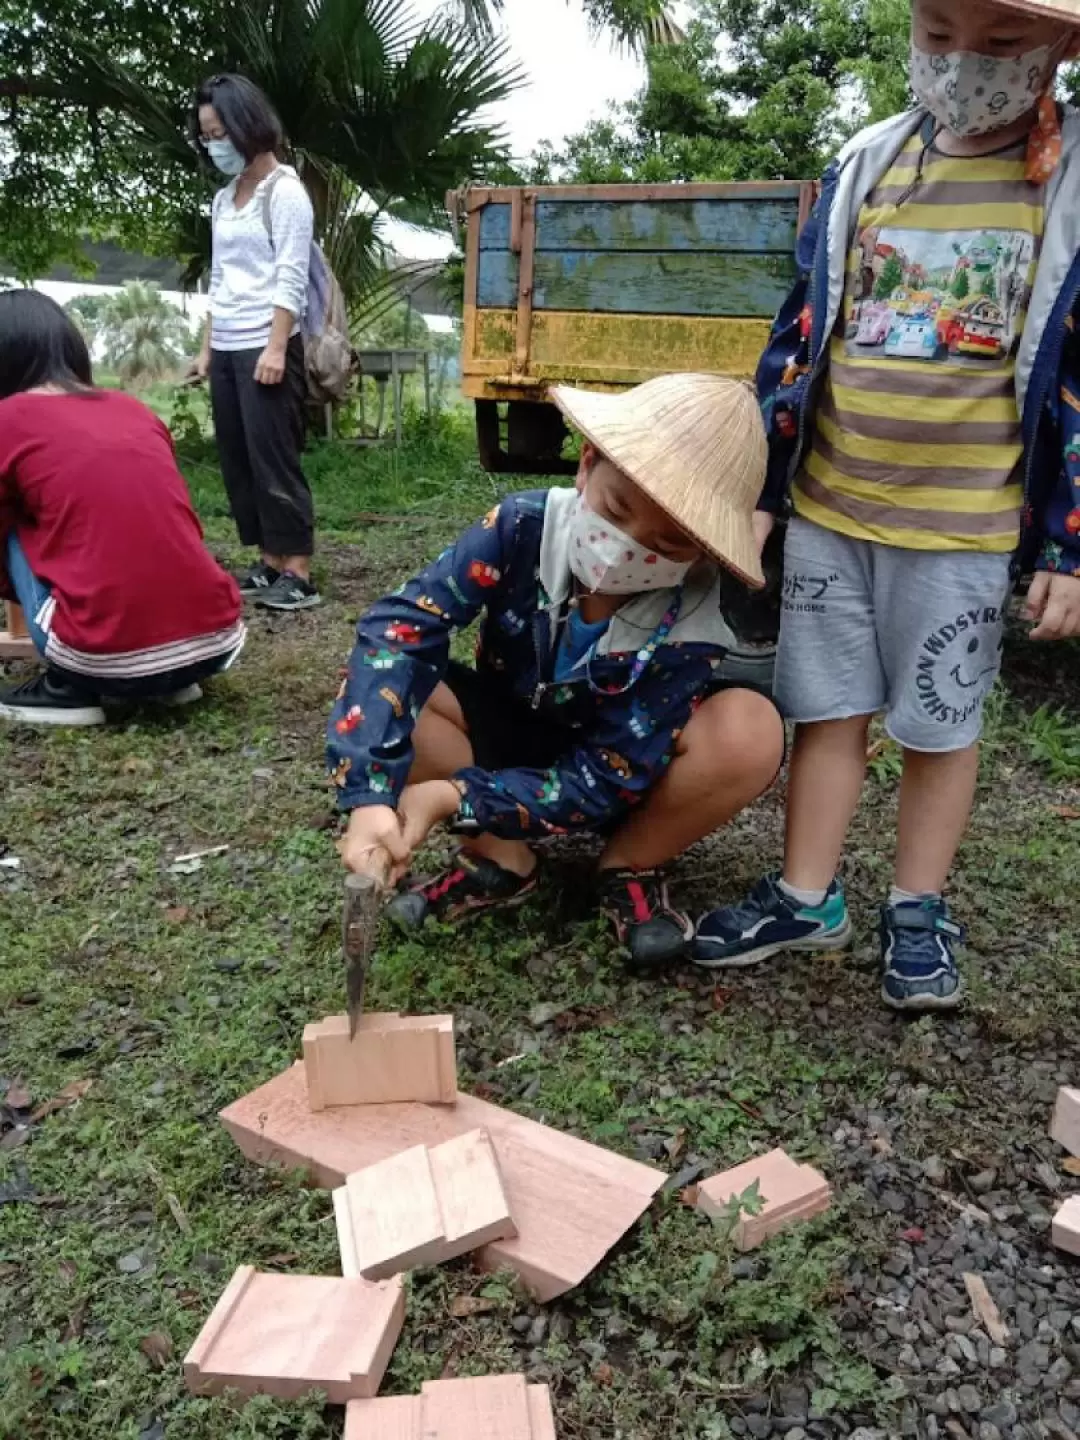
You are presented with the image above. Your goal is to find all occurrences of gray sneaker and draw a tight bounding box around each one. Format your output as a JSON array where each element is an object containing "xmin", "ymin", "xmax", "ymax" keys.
[{"xmin": 255, "ymin": 571, "xmax": 321, "ymax": 611}]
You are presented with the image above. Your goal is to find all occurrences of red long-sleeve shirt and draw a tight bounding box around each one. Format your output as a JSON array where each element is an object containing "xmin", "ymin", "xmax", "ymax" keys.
[{"xmin": 0, "ymin": 389, "xmax": 243, "ymax": 678}]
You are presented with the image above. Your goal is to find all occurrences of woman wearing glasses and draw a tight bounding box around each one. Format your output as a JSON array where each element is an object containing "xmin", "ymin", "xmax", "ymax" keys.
[{"xmin": 191, "ymin": 74, "xmax": 320, "ymax": 612}]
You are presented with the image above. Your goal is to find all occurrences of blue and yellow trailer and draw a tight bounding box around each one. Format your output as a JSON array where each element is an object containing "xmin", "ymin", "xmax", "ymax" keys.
[{"xmin": 450, "ymin": 179, "xmax": 816, "ymax": 474}]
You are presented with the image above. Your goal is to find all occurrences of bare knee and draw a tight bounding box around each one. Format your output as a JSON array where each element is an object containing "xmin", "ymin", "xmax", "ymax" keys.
[
  {"xmin": 681, "ymin": 688, "xmax": 784, "ymax": 785},
  {"xmin": 425, "ymin": 681, "xmax": 466, "ymax": 730}
]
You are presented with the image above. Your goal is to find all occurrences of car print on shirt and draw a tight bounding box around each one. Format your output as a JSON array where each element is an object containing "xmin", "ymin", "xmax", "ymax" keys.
[
  {"xmin": 362, "ymin": 648, "xmax": 397, "ymax": 670},
  {"xmin": 848, "ymin": 225, "xmax": 1034, "ymax": 368},
  {"xmin": 335, "ymin": 704, "xmax": 365, "ymax": 735},
  {"xmin": 884, "ymin": 315, "xmax": 939, "ymax": 359},
  {"xmin": 329, "ymin": 757, "xmax": 352, "ymax": 789},
  {"xmin": 366, "ymin": 763, "xmax": 392, "ymax": 795},
  {"xmin": 385, "ymin": 621, "xmax": 422, "ymax": 646},
  {"xmin": 380, "ymin": 687, "xmax": 404, "ymax": 718},
  {"xmin": 415, "ymin": 595, "xmax": 449, "ymax": 619},
  {"xmin": 468, "ymin": 560, "xmax": 501, "ymax": 588},
  {"xmin": 537, "ymin": 771, "xmax": 563, "ymax": 806},
  {"xmin": 599, "ymin": 749, "xmax": 633, "ymax": 780}
]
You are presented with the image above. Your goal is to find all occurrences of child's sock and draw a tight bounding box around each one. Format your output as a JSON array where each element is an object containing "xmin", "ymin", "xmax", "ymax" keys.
[
  {"xmin": 889, "ymin": 885, "xmax": 940, "ymax": 907},
  {"xmin": 778, "ymin": 877, "xmax": 829, "ymax": 909}
]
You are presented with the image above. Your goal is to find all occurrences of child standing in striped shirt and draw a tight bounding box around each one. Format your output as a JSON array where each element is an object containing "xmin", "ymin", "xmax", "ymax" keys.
[{"xmin": 695, "ymin": 0, "xmax": 1080, "ymax": 1011}]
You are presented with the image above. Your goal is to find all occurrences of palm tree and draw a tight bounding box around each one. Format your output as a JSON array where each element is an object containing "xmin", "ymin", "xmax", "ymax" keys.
[
  {"xmin": 452, "ymin": 0, "xmax": 685, "ymax": 46},
  {"xmin": 66, "ymin": 0, "xmax": 521, "ymax": 311},
  {"xmin": 98, "ymin": 281, "xmax": 191, "ymax": 385}
]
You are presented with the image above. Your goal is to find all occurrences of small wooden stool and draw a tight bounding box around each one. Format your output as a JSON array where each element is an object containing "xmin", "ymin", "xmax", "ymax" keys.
[{"xmin": 0, "ymin": 602, "xmax": 36, "ymax": 660}]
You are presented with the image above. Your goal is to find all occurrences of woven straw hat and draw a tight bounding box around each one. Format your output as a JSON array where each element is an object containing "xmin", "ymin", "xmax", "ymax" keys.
[
  {"xmin": 990, "ymin": 0, "xmax": 1080, "ymax": 16},
  {"xmin": 550, "ymin": 373, "xmax": 768, "ymax": 590}
]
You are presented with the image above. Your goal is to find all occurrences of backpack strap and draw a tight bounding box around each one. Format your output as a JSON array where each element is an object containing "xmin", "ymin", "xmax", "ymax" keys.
[{"xmin": 259, "ymin": 166, "xmax": 287, "ymax": 251}]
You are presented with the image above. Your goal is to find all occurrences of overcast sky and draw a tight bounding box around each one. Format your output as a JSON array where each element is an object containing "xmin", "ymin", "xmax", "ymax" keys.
[
  {"xmin": 412, "ymin": 0, "xmax": 648, "ymax": 159},
  {"xmin": 390, "ymin": 0, "xmax": 656, "ymax": 258}
]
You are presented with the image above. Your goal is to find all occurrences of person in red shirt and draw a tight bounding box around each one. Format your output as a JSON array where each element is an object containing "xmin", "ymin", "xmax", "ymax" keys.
[{"xmin": 0, "ymin": 290, "xmax": 246, "ymax": 726}]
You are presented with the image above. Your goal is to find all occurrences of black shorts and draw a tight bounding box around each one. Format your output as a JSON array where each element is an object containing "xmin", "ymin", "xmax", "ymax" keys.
[{"xmin": 443, "ymin": 661, "xmax": 575, "ymax": 771}]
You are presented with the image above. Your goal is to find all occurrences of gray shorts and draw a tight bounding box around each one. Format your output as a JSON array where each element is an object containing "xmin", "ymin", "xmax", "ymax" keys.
[{"xmin": 774, "ymin": 517, "xmax": 1011, "ymax": 753}]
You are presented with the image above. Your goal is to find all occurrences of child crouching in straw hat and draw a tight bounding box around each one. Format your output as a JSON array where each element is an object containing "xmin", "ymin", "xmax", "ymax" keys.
[
  {"xmin": 329, "ymin": 374, "xmax": 783, "ymax": 970},
  {"xmin": 695, "ymin": 0, "xmax": 1080, "ymax": 1011}
]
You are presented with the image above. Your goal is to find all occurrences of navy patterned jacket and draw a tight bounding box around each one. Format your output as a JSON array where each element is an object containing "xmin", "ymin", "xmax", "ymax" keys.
[{"xmin": 327, "ymin": 487, "xmax": 742, "ymax": 840}]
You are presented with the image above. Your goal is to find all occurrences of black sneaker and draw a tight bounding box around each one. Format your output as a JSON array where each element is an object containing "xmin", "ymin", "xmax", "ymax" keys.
[
  {"xmin": 598, "ymin": 868, "xmax": 694, "ymax": 972},
  {"xmin": 387, "ymin": 851, "xmax": 538, "ymax": 930},
  {"xmin": 232, "ymin": 561, "xmax": 280, "ymax": 596},
  {"xmin": 255, "ymin": 570, "xmax": 321, "ymax": 611},
  {"xmin": 0, "ymin": 670, "xmax": 105, "ymax": 727}
]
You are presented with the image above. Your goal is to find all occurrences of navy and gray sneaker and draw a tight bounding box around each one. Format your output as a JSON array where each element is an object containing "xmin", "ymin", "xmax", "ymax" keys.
[
  {"xmin": 256, "ymin": 570, "xmax": 321, "ymax": 611},
  {"xmin": 693, "ymin": 872, "xmax": 852, "ymax": 969},
  {"xmin": 880, "ymin": 898, "xmax": 965, "ymax": 1012}
]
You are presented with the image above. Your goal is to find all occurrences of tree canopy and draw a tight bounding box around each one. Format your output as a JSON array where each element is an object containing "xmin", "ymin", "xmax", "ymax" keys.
[
  {"xmin": 532, "ymin": 0, "xmax": 912, "ymax": 185},
  {"xmin": 0, "ymin": 0, "xmax": 520, "ymax": 286}
]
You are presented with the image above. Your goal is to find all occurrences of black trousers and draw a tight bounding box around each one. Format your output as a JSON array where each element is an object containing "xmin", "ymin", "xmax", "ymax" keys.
[{"xmin": 209, "ymin": 335, "xmax": 315, "ymax": 557}]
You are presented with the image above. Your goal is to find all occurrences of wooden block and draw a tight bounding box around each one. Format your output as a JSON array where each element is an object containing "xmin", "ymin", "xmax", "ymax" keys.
[
  {"xmin": 422, "ymin": 1374, "xmax": 533, "ymax": 1439},
  {"xmin": 183, "ymin": 1266, "xmax": 404, "ymax": 1403},
  {"xmin": 4, "ymin": 602, "xmax": 28, "ymax": 638},
  {"xmin": 344, "ymin": 1377, "xmax": 555, "ymax": 1440},
  {"xmin": 336, "ymin": 1144, "xmax": 445, "ymax": 1279},
  {"xmin": 696, "ymin": 1148, "xmax": 831, "ymax": 1252},
  {"xmin": 304, "ymin": 1013, "xmax": 457, "ymax": 1111},
  {"xmin": 428, "ymin": 1129, "xmax": 516, "ymax": 1254},
  {"xmin": 344, "ymin": 1394, "xmax": 421, "ymax": 1439},
  {"xmin": 1051, "ymin": 1087, "xmax": 1080, "ymax": 1159},
  {"xmin": 1052, "ymin": 1196, "xmax": 1080, "ymax": 1258},
  {"xmin": 0, "ymin": 603, "xmax": 34, "ymax": 660},
  {"xmin": 221, "ymin": 1062, "xmax": 665, "ymax": 1302},
  {"xmin": 526, "ymin": 1384, "xmax": 557, "ymax": 1440},
  {"xmin": 335, "ymin": 1129, "xmax": 516, "ymax": 1280}
]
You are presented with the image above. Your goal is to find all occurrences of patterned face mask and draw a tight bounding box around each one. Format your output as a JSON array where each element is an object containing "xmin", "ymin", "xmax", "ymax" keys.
[
  {"xmin": 568, "ymin": 491, "xmax": 693, "ymax": 596},
  {"xmin": 910, "ymin": 39, "xmax": 1062, "ymax": 138}
]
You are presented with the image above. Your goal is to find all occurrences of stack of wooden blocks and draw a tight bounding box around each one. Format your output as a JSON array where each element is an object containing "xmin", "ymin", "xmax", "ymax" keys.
[
  {"xmin": 1051, "ymin": 1087, "xmax": 1080, "ymax": 1256},
  {"xmin": 191, "ymin": 1006, "xmax": 835, "ymax": 1428},
  {"xmin": 185, "ymin": 1009, "xmax": 667, "ymax": 1425}
]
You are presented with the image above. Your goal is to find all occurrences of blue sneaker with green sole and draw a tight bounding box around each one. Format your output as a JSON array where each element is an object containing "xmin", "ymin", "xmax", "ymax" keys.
[
  {"xmin": 693, "ymin": 872, "xmax": 853, "ymax": 969},
  {"xmin": 880, "ymin": 898, "xmax": 965, "ymax": 1012}
]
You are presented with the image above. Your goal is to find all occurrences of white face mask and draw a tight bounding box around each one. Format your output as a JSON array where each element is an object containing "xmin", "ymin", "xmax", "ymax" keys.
[
  {"xmin": 206, "ymin": 137, "xmax": 247, "ymax": 176},
  {"xmin": 910, "ymin": 38, "xmax": 1061, "ymax": 138},
  {"xmin": 568, "ymin": 491, "xmax": 693, "ymax": 596}
]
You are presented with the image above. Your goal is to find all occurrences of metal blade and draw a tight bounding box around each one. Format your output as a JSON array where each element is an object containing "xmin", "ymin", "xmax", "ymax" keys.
[{"xmin": 344, "ymin": 872, "xmax": 381, "ymax": 1037}]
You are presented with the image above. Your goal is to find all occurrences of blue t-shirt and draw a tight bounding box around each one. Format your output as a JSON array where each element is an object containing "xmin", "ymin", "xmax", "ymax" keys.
[{"xmin": 553, "ymin": 608, "xmax": 610, "ymax": 682}]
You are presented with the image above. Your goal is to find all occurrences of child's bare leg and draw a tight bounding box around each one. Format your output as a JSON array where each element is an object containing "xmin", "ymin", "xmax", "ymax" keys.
[
  {"xmin": 894, "ymin": 743, "xmax": 979, "ymax": 895},
  {"xmin": 600, "ymin": 689, "xmax": 784, "ymax": 870},
  {"xmin": 408, "ymin": 683, "xmax": 534, "ymax": 877},
  {"xmin": 783, "ymin": 716, "xmax": 873, "ymax": 892}
]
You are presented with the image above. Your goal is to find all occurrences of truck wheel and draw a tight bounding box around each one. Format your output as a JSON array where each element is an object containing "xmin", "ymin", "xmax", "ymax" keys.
[{"xmin": 474, "ymin": 400, "xmax": 577, "ymax": 476}]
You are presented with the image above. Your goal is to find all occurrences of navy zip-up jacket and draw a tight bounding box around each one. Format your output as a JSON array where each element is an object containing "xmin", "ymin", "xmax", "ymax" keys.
[
  {"xmin": 755, "ymin": 109, "xmax": 1080, "ymax": 579},
  {"xmin": 327, "ymin": 488, "xmax": 741, "ymax": 839}
]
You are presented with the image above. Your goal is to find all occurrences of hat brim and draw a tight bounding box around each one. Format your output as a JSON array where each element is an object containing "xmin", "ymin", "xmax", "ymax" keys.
[
  {"xmin": 982, "ymin": 0, "xmax": 1080, "ymax": 18},
  {"xmin": 551, "ymin": 385, "xmax": 767, "ymax": 591}
]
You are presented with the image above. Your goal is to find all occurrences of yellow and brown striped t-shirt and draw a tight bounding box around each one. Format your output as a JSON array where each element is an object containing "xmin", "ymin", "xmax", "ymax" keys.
[{"xmin": 794, "ymin": 133, "xmax": 1045, "ymax": 552}]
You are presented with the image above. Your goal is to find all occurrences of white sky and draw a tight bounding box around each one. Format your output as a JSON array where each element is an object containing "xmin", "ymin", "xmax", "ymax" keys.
[
  {"xmin": 414, "ymin": 0, "xmax": 648, "ymax": 160},
  {"xmin": 389, "ymin": 0, "xmax": 651, "ymax": 260}
]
